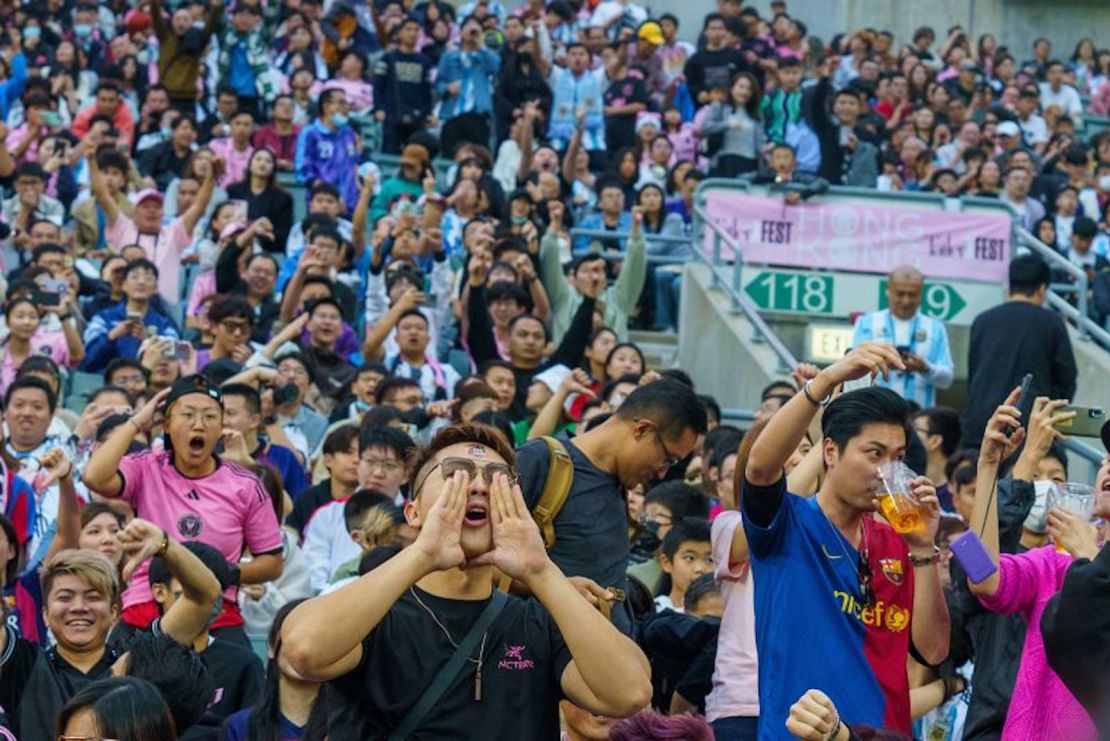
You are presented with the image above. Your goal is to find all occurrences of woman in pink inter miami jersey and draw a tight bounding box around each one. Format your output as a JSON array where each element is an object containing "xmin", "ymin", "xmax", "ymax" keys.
[{"xmin": 82, "ymin": 375, "xmax": 283, "ymax": 642}]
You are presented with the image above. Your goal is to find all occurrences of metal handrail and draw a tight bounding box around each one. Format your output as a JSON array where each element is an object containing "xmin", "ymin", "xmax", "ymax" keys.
[
  {"xmin": 690, "ymin": 203, "xmax": 799, "ymax": 373},
  {"xmin": 569, "ymin": 228, "xmax": 690, "ymax": 245},
  {"xmin": 1015, "ymin": 226, "xmax": 1110, "ymax": 350}
]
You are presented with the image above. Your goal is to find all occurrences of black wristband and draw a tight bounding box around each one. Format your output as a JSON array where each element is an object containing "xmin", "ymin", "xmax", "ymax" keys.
[{"xmin": 229, "ymin": 564, "xmax": 241, "ymax": 586}]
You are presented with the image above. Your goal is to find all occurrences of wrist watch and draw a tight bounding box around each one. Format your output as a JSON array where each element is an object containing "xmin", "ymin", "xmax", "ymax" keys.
[{"xmin": 909, "ymin": 546, "xmax": 941, "ymax": 567}]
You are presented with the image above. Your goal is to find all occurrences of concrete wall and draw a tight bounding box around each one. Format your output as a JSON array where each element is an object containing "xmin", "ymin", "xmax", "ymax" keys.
[
  {"xmin": 635, "ymin": 0, "xmax": 1110, "ymax": 63},
  {"xmin": 677, "ymin": 263, "xmax": 787, "ymax": 411}
]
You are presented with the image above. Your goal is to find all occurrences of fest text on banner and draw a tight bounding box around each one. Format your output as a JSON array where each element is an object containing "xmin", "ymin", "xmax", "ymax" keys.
[{"xmin": 702, "ymin": 191, "xmax": 1012, "ymax": 282}]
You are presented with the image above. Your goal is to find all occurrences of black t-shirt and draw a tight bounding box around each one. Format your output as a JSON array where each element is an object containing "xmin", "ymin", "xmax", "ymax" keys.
[
  {"xmin": 18, "ymin": 644, "xmax": 117, "ymax": 740},
  {"xmin": 288, "ymin": 479, "xmax": 335, "ymax": 537},
  {"xmin": 200, "ymin": 636, "xmax": 264, "ymax": 720},
  {"xmin": 684, "ymin": 47, "xmax": 750, "ymax": 103},
  {"xmin": 0, "ymin": 624, "xmax": 39, "ymax": 735},
  {"xmin": 516, "ymin": 437, "xmax": 633, "ymax": 633},
  {"xmin": 327, "ymin": 588, "xmax": 572, "ymax": 739},
  {"xmin": 603, "ymin": 74, "xmax": 650, "ymax": 153}
]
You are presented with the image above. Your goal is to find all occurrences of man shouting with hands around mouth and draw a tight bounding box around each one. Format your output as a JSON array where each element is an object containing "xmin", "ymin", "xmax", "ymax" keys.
[{"xmin": 281, "ymin": 423, "xmax": 652, "ymax": 739}]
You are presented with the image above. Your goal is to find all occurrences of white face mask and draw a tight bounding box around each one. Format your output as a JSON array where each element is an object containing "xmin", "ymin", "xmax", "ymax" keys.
[
  {"xmin": 1098, "ymin": 175, "xmax": 1110, "ymax": 191},
  {"xmin": 1023, "ymin": 479, "xmax": 1054, "ymax": 534}
]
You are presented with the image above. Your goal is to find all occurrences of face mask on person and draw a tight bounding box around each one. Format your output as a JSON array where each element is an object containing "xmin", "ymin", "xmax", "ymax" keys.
[
  {"xmin": 1023, "ymin": 479, "xmax": 1054, "ymax": 534},
  {"xmin": 1099, "ymin": 175, "xmax": 1110, "ymax": 191},
  {"xmin": 331, "ymin": 112, "xmax": 350, "ymax": 128},
  {"xmin": 23, "ymin": 27, "xmax": 41, "ymax": 41},
  {"xmin": 161, "ymin": 126, "xmax": 173, "ymax": 139},
  {"xmin": 398, "ymin": 406, "xmax": 431, "ymax": 429},
  {"xmin": 74, "ymin": 23, "xmax": 93, "ymax": 38}
]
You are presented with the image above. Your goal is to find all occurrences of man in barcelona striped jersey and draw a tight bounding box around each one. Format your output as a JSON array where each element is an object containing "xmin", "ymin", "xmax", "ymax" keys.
[
  {"xmin": 741, "ymin": 343, "xmax": 950, "ymax": 740},
  {"xmin": 850, "ymin": 265, "xmax": 955, "ymax": 409}
]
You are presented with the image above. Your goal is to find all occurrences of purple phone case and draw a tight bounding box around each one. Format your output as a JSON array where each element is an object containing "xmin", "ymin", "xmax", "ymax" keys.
[{"xmin": 950, "ymin": 530, "xmax": 998, "ymax": 584}]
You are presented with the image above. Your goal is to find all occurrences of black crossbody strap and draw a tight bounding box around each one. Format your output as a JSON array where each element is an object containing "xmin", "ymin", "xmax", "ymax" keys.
[{"xmin": 388, "ymin": 590, "xmax": 509, "ymax": 741}]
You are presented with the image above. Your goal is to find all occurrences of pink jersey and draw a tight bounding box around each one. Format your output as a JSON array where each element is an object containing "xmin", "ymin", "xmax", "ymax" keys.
[
  {"xmin": 104, "ymin": 213, "xmax": 192, "ymax": 304},
  {"xmin": 117, "ymin": 450, "xmax": 282, "ymax": 609},
  {"xmin": 706, "ymin": 511, "xmax": 759, "ymax": 721}
]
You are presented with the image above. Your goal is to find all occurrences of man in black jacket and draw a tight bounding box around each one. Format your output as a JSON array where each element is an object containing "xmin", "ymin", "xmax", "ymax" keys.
[
  {"xmin": 961, "ymin": 255, "xmax": 1077, "ymax": 447},
  {"xmin": 808, "ymin": 59, "xmax": 879, "ymax": 187}
]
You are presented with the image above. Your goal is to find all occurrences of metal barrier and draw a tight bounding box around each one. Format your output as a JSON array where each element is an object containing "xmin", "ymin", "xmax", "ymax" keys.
[
  {"xmin": 689, "ymin": 202, "xmax": 800, "ymax": 373},
  {"xmin": 1015, "ymin": 226, "xmax": 1110, "ymax": 350}
]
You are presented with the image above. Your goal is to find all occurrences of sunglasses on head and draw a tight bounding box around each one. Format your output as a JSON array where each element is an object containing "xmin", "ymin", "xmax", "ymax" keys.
[{"xmin": 413, "ymin": 457, "xmax": 516, "ymax": 496}]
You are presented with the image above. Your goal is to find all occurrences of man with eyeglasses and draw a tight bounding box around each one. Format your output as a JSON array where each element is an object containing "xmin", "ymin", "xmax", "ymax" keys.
[
  {"xmin": 513, "ymin": 379, "xmax": 707, "ymax": 634},
  {"xmin": 83, "ymin": 375, "xmax": 284, "ymax": 646},
  {"xmin": 303, "ymin": 427, "xmax": 415, "ymax": 592},
  {"xmin": 741, "ymin": 343, "xmax": 949, "ymax": 739},
  {"xmin": 81, "ymin": 258, "xmax": 180, "ymax": 373},
  {"xmin": 282, "ymin": 423, "xmax": 651, "ymax": 738},
  {"xmin": 196, "ymin": 295, "xmax": 256, "ymax": 371}
]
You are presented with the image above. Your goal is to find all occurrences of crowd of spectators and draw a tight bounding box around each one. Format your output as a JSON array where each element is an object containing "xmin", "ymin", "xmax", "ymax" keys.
[{"xmin": 0, "ymin": 0, "xmax": 1105, "ymax": 739}]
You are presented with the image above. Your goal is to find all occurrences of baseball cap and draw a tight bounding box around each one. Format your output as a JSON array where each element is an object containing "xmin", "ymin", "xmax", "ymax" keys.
[
  {"xmin": 637, "ymin": 21, "xmax": 664, "ymax": 46},
  {"xmin": 399, "ymin": 143, "xmax": 430, "ymax": 168},
  {"xmin": 131, "ymin": 188, "xmax": 164, "ymax": 207},
  {"xmin": 996, "ymin": 121, "xmax": 1021, "ymax": 138},
  {"xmin": 162, "ymin": 374, "xmax": 223, "ymax": 413}
]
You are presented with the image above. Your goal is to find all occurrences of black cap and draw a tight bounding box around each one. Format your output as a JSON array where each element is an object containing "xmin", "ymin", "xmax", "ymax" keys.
[
  {"xmin": 1073, "ymin": 216, "xmax": 1098, "ymax": 238},
  {"xmin": 162, "ymin": 374, "xmax": 223, "ymax": 413}
]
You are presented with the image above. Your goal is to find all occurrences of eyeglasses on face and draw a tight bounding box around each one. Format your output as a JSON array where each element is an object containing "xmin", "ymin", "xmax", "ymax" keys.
[
  {"xmin": 413, "ymin": 457, "xmax": 516, "ymax": 495},
  {"xmin": 220, "ymin": 319, "xmax": 252, "ymax": 335},
  {"xmin": 635, "ymin": 418, "xmax": 680, "ymax": 469}
]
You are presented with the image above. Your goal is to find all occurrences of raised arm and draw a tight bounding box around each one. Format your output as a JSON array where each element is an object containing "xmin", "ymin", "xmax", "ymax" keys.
[
  {"xmin": 282, "ymin": 470, "xmax": 474, "ymax": 681},
  {"xmin": 40, "ymin": 449, "xmax": 81, "ymax": 564},
  {"xmin": 181, "ymin": 155, "xmax": 222, "ymax": 235},
  {"xmin": 85, "ymin": 141, "xmax": 121, "ymax": 226},
  {"xmin": 966, "ymin": 387, "xmax": 1025, "ymax": 599},
  {"xmin": 538, "ymin": 202, "xmax": 573, "ymax": 311},
  {"xmin": 118, "ymin": 518, "xmax": 222, "ymax": 645},
  {"xmin": 528, "ymin": 370, "xmax": 593, "ymax": 440},
  {"xmin": 82, "ymin": 388, "xmax": 170, "ymax": 496},
  {"xmin": 350, "ymin": 172, "xmax": 375, "ymax": 260},
  {"xmin": 612, "ymin": 208, "xmax": 647, "ymax": 314},
  {"xmin": 548, "ymin": 291, "xmax": 596, "ymax": 368},
  {"xmin": 746, "ymin": 343, "xmax": 904, "ymax": 486},
  {"xmin": 362, "ymin": 289, "xmax": 425, "ymax": 362}
]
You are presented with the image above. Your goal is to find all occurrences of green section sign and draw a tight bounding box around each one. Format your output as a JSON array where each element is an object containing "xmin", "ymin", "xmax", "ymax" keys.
[
  {"xmin": 877, "ymin": 280, "xmax": 968, "ymax": 321},
  {"xmin": 742, "ymin": 269, "xmax": 996, "ymax": 324},
  {"xmin": 744, "ymin": 271, "xmax": 835, "ymax": 314}
]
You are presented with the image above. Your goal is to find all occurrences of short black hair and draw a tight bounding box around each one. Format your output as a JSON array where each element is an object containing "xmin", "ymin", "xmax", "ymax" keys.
[
  {"xmin": 5, "ymin": 375, "xmax": 56, "ymax": 413},
  {"xmin": 1008, "ymin": 254, "xmax": 1051, "ymax": 295},
  {"xmin": 323, "ymin": 425, "xmax": 359, "ymax": 456},
  {"xmin": 485, "ymin": 280, "xmax": 530, "ymax": 308},
  {"xmin": 358, "ymin": 543, "xmax": 404, "ymax": 575},
  {"xmin": 358, "ymin": 425, "xmax": 416, "ymax": 462},
  {"xmin": 208, "ymin": 295, "xmax": 253, "ymax": 325},
  {"xmin": 343, "ymin": 489, "xmax": 394, "ymax": 532},
  {"xmin": 644, "ymin": 481, "xmax": 710, "ymax": 520},
  {"xmin": 658, "ymin": 368, "xmax": 694, "ymax": 387},
  {"xmin": 221, "ymin": 383, "xmax": 262, "ymax": 416},
  {"xmin": 661, "ymin": 516, "xmax": 711, "ymax": 559},
  {"xmin": 698, "ymin": 394, "xmax": 721, "ymax": 427},
  {"xmin": 149, "ymin": 541, "xmax": 230, "ymax": 592},
  {"xmin": 374, "ymin": 376, "xmax": 421, "ymax": 406},
  {"xmin": 32, "ymin": 243, "xmax": 66, "ymax": 262},
  {"xmin": 105, "ymin": 358, "xmax": 148, "ymax": 385},
  {"xmin": 683, "ymin": 573, "xmax": 720, "ymax": 612},
  {"xmin": 822, "ymin": 387, "xmax": 910, "ymax": 454},
  {"xmin": 124, "ymin": 257, "xmax": 159, "ymax": 279},
  {"xmin": 15, "ymin": 161, "xmax": 47, "ymax": 182},
  {"xmin": 915, "ymin": 406, "xmax": 962, "ymax": 457},
  {"xmin": 615, "ymin": 379, "xmax": 708, "ymax": 440},
  {"xmin": 88, "ymin": 385, "xmax": 135, "ymax": 407},
  {"xmin": 122, "ymin": 632, "xmax": 213, "ymax": 733}
]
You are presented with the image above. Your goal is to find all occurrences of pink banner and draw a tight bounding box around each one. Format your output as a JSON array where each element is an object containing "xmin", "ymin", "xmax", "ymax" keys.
[{"xmin": 703, "ymin": 191, "xmax": 1012, "ymax": 282}]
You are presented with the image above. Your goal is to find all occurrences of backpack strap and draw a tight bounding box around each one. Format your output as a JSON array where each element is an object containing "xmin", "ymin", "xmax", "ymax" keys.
[
  {"xmin": 532, "ymin": 436, "xmax": 573, "ymax": 550},
  {"xmin": 497, "ymin": 436, "xmax": 574, "ymax": 594}
]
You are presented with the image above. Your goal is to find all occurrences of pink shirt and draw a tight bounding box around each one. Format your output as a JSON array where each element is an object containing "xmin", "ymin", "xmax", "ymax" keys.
[
  {"xmin": 117, "ymin": 450, "xmax": 282, "ymax": 609},
  {"xmin": 105, "ymin": 212, "xmax": 192, "ymax": 304},
  {"xmin": 706, "ymin": 511, "xmax": 760, "ymax": 721},
  {"xmin": 186, "ymin": 269, "xmax": 216, "ymax": 319},
  {"xmin": 978, "ymin": 545, "xmax": 1097, "ymax": 741},
  {"xmin": 207, "ymin": 138, "xmax": 255, "ymax": 187},
  {"xmin": 0, "ymin": 329, "xmax": 71, "ymax": 395},
  {"xmin": 311, "ymin": 78, "xmax": 374, "ymax": 111}
]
